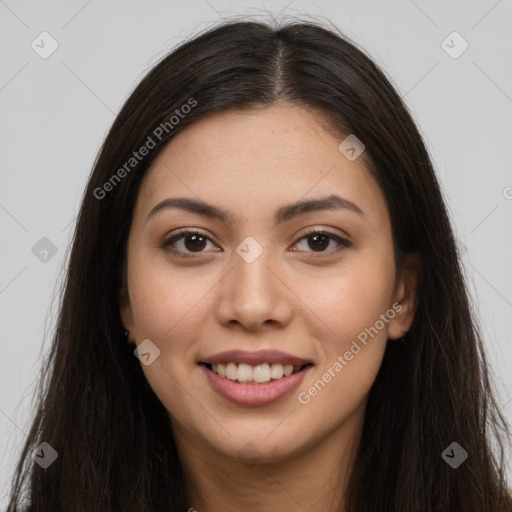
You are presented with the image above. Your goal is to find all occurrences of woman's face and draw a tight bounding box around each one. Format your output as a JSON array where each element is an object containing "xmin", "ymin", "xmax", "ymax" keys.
[{"xmin": 120, "ymin": 105, "xmax": 417, "ymax": 464}]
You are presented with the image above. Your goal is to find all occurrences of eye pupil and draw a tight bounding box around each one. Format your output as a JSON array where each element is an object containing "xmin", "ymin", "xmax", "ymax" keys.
[
  {"xmin": 185, "ymin": 234, "xmax": 206, "ymax": 252},
  {"xmin": 309, "ymin": 234, "xmax": 329, "ymax": 251}
]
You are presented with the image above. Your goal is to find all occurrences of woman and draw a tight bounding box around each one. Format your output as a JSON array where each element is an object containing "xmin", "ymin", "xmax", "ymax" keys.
[{"xmin": 7, "ymin": 19, "xmax": 512, "ymax": 511}]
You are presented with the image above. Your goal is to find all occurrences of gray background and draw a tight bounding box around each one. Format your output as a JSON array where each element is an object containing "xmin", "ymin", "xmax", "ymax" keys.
[{"xmin": 1, "ymin": 0, "xmax": 511, "ymax": 507}]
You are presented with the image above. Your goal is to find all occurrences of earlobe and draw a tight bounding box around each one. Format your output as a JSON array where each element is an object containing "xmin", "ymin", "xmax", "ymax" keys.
[
  {"xmin": 121, "ymin": 322, "xmax": 131, "ymax": 342},
  {"xmin": 120, "ymin": 304, "xmax": 135, "ymax": 344},
  {"xmin": 388, "ymin": 252, "xmax": 422, "ymax": 340},
  {"xmin": 119, "ymin": 283, "xmax": 135, "ymax": 343}
]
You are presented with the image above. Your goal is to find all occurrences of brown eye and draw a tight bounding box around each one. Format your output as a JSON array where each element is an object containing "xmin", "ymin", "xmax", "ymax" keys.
[
  {"xmin": 162, "ymin": 229, "xmax": 350, "ymax": 259},
  {"xmin": 162, "ymin": 230, "xmax": 216, "ymax": 257},
  {"xmin": 183, "ymin": 233, "xmax": 207, "ymax": 252},
  {"xmin": 307, "ymin": 233, "xmax": 330, "ymax": 251},
  {"xmin": 292, "ymin": 230, "xmax": 351, "ymax": 255}
]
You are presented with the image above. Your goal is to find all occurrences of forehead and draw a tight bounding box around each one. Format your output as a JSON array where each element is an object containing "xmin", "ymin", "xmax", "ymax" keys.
[{"xmin": 135, "ymin": 105, "xmax": 388, "ymax": 228}]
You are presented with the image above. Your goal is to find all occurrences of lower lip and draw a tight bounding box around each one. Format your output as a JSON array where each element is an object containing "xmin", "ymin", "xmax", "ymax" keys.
[{"xmin": 200, "ymin": 364, "xmax": 312, "ymax": 406}]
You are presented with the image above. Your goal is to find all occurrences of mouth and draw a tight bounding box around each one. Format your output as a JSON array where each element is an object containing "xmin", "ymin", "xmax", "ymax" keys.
[
  {"xmin": 198, "ymin": 349, "xmax": 314, "ymax": 386},
  {"xmin": 199, "ymin": 355, "xmax": 314, "ymax": 406},
  {"xmin": 200, "ymin": 361, "xmax": 314, "ymax": 385},
  {"xmin": 198, "ymin": 349, "xmax": 314, "ymax": 405}
]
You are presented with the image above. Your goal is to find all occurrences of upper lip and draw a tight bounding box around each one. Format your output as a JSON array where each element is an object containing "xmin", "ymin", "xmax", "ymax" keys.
[{"xmin": 200, "ymin": 350, "xmax": 313, "ymax": 367}]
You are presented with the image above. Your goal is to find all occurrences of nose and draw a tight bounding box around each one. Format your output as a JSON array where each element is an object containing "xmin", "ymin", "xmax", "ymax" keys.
[{"xmin": 215, "ymin": 247, "xmax": 294, "ymax": 331}]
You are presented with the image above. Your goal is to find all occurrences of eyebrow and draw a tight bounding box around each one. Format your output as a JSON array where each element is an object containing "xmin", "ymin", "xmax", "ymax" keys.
[{"xmin": 147, "ymin": 194, "xmax": 365, "ymax": 224}]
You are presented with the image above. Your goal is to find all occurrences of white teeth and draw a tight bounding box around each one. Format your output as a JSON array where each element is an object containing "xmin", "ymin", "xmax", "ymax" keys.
[
  {"xmin": 208, "ymin": 362, "xmax": 305, "ymax": 383},
  {"xmin": 270, "ymin": 364, "xmax": 284, "ymax": 379},
  {"xmin": 225, "ymin": 362, "xmax": 238, "ymax": 380},
  {"xmin": 237, "ymin": 363, "xmax": 253, "ymax": 382},
  {"xmin": 253, "ymin": 364, "xmax": 271, "ymax": 383}
]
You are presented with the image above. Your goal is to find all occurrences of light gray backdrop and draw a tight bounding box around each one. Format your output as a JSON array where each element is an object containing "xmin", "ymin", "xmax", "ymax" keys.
[{"xmin": 1, "ymin": 0, "xmax": 511, "ymax": 507}]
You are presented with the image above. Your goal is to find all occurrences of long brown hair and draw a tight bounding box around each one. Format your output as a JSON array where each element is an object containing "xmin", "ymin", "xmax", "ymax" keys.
[{"xmin": 7, "ymin": 19, "xmax": 512, "ymax": 511}]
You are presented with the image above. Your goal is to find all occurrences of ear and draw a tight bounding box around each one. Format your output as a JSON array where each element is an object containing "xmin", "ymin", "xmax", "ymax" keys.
[
  {"xmin": 387, "ymin": 252, "xmax": 422, "ymax": 340},
  {"xmin": 119, "ymin": 270, "xmax": 135, "ymax": 344}
]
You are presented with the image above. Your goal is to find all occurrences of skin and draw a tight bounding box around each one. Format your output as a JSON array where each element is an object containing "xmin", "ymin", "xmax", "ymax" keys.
[{"xmin": 120, "ymin": 104, "xmax": 420, "ymax": 512}]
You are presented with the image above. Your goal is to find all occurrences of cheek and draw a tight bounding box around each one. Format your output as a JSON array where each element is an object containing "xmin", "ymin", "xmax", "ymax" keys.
[
  {"xmin": 300, "ymin": 252, "xmax": 396, "ymax": 349},
  {"xmin": 126, "ymin": 255, "xmax": 212, "ymax": 416},
  {"xmin": 127, "ymin": 249, "xmax": 212, "ymax": 340},
  {"xmin": 294, "ymin": 247, "xmax": 395, "ymax": 409},
  {"xmin": 295, "ymin": 263, "xmax": 394, "ymax": 420}
]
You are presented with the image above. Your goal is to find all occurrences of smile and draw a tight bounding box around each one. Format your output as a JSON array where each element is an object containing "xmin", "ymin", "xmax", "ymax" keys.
[
  {"xmin": 205, "ymin": 362, "xmax": 310, "ymax": 384},
  {"xmin": 199, "ymin": 349, "xmax": 314, "ymax": 405}
]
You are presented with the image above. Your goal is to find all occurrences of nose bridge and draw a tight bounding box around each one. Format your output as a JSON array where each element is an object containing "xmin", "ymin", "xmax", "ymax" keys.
[{"xmin": 216, "ymin": 240, "xmax": 293, "ymax": 329}]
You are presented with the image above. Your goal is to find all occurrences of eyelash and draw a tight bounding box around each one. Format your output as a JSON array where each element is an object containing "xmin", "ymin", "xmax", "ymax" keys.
[{"xmin": 161, "ymin": 229, "xmax": 351, "ymax": 258}]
